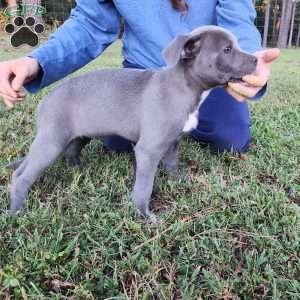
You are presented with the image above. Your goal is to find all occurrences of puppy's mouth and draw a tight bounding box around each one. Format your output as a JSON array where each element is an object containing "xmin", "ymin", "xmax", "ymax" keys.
[{"xmin": 228, "ymin": 76, "xmax": 244, "ymax": 83}]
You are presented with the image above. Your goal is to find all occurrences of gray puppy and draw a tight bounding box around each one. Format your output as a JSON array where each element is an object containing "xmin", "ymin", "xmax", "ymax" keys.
[{"xmin": 8, "ymin": 26, "xmax": 257, "ymax": 221}]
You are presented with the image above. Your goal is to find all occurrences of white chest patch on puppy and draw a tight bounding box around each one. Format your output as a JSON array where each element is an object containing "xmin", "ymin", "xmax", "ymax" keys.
[
  {"xmin": 183, "ymin": 110, "xmax": 198, "ymax": 133},
  {"xmin": 182, "ymin": 89, "xmax": 212, "ymax": 133}
]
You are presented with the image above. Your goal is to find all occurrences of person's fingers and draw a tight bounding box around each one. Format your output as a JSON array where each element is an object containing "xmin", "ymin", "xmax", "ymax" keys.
[
  {"xmin": 228, "ymin": 82, "xmax": 258, "ymax": 99},
  {"xmin": 16, "ymin": 91, "xmax": 26, "ymax": 98},
  {"xmin": 0, "ymin": 91, "xmax": 25, "ymax": 102},
  {"xmin": 0, "ymin": 57, "xmax": 38, "ymax": 106},
  {"xmin": 11, "ymin": 70, "xmax": 28, "ymax": 92},
  {"xmin": 0, "ymin": 94, "xmax": 15, "ymax": 109},
  {"xmin": 13, "ymin": 96, "xmax": 25, "ymax": 102},
  {"xmin": 1, "ymin": 90, "xmax": 26, "ymax": 108},
  {"xmin": 0, "ymin": 72, "xmax": 18, "ymax": 98},
  {"xmin": 4, "ymin": 98, "xmax": 14, "ymax": 109},
  {"xmin": 242, "ymin": 74, "xmax": 267, "ymax": 87},
  {"xmin": 14, "ymin": 88, "xmax": 26, "ymax": 98},
  {"xmin": 0, "ymin": 92, "xmax": 24, "ymax": 102},
  {"xmin": 4, "ymin": 99, "xmax": 14, "ymax": 109},
  {"xmin": 226, "ymin": 87, "xmax": 246, "ymax": 102},
  {"xmin": 255, "ymin": 48, "xmax": 280, "ymax": 63}
]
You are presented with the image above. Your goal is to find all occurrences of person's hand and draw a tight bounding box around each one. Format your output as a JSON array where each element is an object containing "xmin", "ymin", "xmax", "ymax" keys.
[
  {"xmin": 0, "ymin": 57, "xmax": 40, "ymax": 109},
  {"xmin": 226, "ymin": 48, "xmax": 280, "ymax": 102}
]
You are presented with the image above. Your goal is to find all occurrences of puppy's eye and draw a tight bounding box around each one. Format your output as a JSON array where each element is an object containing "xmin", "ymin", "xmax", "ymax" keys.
[{"xmin": 224, "ymin": 45, "xmax": 232, "ymax": 54}]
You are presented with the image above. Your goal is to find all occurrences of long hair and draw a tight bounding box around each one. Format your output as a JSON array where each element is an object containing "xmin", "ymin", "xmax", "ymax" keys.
[{"xmin": 171, "ymin": 0, "xmax": 188, "ymax": 13}]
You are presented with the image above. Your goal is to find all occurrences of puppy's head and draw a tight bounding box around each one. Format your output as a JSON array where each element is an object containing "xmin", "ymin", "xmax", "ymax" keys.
[{"xmin": 163, "ymin": 26, "xmax": 257, "ymax": 88}]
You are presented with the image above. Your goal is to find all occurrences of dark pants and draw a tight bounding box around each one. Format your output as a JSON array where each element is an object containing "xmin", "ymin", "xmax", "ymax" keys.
[{"xmin": 102, "ymin": 60, "xmax": 251, "ymax": 153}]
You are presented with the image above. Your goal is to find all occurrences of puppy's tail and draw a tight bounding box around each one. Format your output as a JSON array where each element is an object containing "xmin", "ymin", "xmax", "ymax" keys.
[{"xmin": 2, "ymin": 158, "xmax": 25, "ymax": 170}]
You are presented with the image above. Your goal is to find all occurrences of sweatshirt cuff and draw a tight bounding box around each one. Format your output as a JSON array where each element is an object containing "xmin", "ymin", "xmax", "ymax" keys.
[
  {"xmin": 250, "ymin": 84, "xmax": 267, "ymax": 101},
  {"xmin": 24, "ymin": 53, "xmax": 47, "ymax": 93}
]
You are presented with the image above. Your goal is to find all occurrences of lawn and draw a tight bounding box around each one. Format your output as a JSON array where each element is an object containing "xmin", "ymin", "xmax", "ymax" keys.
[{"xmin": 0, "ymin": 33, "xmax": 299, "ymax": 299}]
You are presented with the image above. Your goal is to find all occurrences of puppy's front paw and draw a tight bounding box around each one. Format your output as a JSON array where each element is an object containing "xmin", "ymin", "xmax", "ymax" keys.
[
  {"xmin": 137, "ymin": 209, "xmax": 157, "ymax": 224},
  {"xmin": 9, "ymin": 202, "xmax": 24, "ymax": 215},
  {"xmin": 146, "ymin": 211, "xmax": 157, "ymax": 224}
]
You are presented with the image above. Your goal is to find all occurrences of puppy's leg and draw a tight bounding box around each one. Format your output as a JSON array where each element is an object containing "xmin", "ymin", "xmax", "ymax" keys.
[
  {"xmin": 10, "ymin": 133, "xmax": 67, "ymax": 214},
  {"xmin": 162, "ymin": 141, "xmax": 179, "ymax": 178},
  {"xmin": 64, "ymin": 137, "xmax": 91, "ymax": 165},
  {"xmin": 132, "ymin": 143, "xmax": 163, "ymax": 222}
]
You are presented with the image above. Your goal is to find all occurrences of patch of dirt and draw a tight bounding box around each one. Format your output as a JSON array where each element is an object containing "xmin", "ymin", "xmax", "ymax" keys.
[
  {"xmin": 150, "ymin": 192, "xmax": 173, "ymax": 212},
  {"xmin": 44, "ymin": 279, "xmax": 75, "ymax": 293},
  {"xmin": 292, "ymin": 178, "xmax": 300, "ymax": 185},
  {"xmin": 257, "ymin": 172, "xmax": 280, "ymax": 186},
  {"xmin": 290, "ymin": 195, "xmax": 300, "ymax": 205},
  {"xmin": 223, "ymin": 197, "xmax": 236, "ymax": 209},
  {"xmin": 217, "ymin": 288, "xmax": 238, "ymax": 300},
  {"xmin": 121, "ymin": 272, "xmax": 138, "ymax": 298},
  {"xmin": 286, "ymin": 187, "xmax": 300, "ymax": 205},
  {"xmin": 232, "ymin": 231, "xmax": 252, "ymax": 276},
  {"xmin": 254, "ymin": 283, "xmax": 269, "ymax": 298},
  {"xmin": 283, "ymin": 179, "xmax": 300, "ymax": 205},
  {"xmin": 186, "ymin": 158, "xmax": 199, "ymax": 174}
]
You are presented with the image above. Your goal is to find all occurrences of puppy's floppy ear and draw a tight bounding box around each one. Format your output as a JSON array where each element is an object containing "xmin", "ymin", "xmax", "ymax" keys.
[
  {"xmin": 163, "ymin": 33, "xmax": 203, "ymax": 66},
  {"xmin": 163, "ymin": 34, "xmax": 190, "ymax": 66},
  {"xmin": 182, "ymin": 35, "xmax": 202, "ymax": 59}
]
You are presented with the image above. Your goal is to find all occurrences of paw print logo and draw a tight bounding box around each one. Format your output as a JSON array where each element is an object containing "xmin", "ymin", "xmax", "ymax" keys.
[{"xmin": 4, "ymin": 16, "xmax": 45, "ymax": 47}]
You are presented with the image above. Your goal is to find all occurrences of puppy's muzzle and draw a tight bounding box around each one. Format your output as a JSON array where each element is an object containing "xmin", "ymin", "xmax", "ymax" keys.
[{"xmin": 229, "ymin": 55, "xmax": 258, "ymax": 83}]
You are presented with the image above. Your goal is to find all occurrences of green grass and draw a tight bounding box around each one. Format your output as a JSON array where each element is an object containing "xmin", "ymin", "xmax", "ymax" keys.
[{"xmin": 0, "ymin": 34, "xmax": 299, "ymax": 299}]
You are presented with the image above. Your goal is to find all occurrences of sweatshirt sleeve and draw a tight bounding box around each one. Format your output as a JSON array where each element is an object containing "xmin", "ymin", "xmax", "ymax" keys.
[
  {"xmin": 25, "ymin": 0, "xmax": 121, "ymax": 93},
  {"xmin": 216, "ymin": 0, "xmax": 262, "ymax": 53}
]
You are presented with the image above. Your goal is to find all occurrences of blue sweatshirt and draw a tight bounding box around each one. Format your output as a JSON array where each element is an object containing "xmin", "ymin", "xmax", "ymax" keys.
[{"xmin": 26, "ymin": 0, "xmax": 262, "ymax": 93}]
